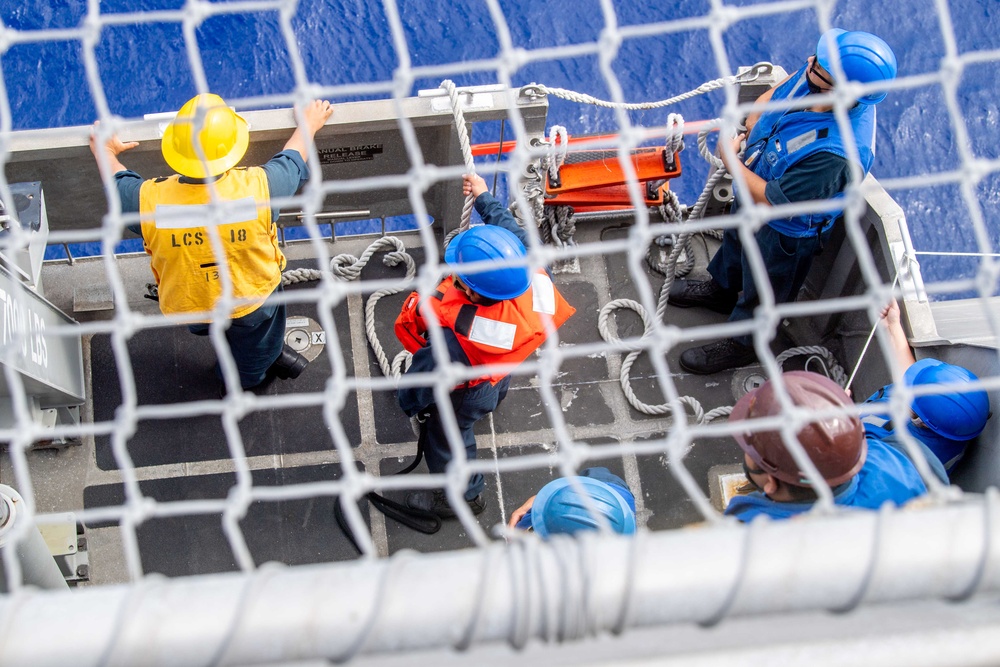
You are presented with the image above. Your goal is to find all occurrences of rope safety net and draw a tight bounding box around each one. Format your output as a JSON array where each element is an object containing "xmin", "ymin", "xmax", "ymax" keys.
[{"xmin": 0, "ymin": 1, "xmax": 999, "ymax": 666}]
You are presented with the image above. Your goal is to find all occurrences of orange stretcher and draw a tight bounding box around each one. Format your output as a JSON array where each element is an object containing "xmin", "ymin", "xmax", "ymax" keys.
[
  {"xmin": 472, "ymin": 132, "xmax": 684, "ymax": 213},
  {"xmin": 543, "ymin": 145, "xmax": 681, "ymax": 212}
]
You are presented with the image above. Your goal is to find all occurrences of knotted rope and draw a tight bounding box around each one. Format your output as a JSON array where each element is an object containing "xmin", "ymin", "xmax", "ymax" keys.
[
  {"xmin": 282, "ymin": 236, "xmax": 415, "ymax": 379},
  {"xmin": 597, "ymin": 298, "xmax": 728, "ymax": 423},
  {"xmin": 599, "ymin": 115, "xmax": 847, "ymax": 419}
]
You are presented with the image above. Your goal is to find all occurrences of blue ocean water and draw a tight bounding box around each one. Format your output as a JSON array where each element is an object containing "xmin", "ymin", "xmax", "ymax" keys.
[{"xmin": 3, "ymin": 0, "xmax": 999, "ymax": 293}]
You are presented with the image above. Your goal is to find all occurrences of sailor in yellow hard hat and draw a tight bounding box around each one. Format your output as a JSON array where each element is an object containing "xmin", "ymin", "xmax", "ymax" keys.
[
  {"xmin": 90, "ymin": 93, "xmax": 334, "ymax": 391},
  {"xmin": 160, "ymin": 93, "xmax": 252, "ymax": 179}
]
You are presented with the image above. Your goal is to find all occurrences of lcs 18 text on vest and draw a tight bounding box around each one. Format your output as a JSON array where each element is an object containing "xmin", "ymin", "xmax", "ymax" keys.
[{"xmin": 170, "ymin": 228, "xmax": 247, "ymax": 247}]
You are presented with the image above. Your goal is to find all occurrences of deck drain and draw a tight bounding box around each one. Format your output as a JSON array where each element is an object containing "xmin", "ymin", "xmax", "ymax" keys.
[
  {"xmin": 284, "ymin": 316, "xmax": 326, "ymax": 362},
  {"xmin": 731, "ymin": 369, "xmax": 767, "ymax": 401}
]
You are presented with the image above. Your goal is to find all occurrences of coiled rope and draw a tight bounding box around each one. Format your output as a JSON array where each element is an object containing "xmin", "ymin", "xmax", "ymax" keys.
[
  {"xmin": 597, "ymin": 117, "xmax": 725, "ymax": 423},
  {"xmin": 282, "ymin": 235, "xmax": 414, "ymax": 379},
  {"xmin": 597, "ymin": 298, "xmax": 732, "ymax": 423},
  {"xmin": 598, "ymin": 117, "xmax": 848, "ymax": 420},
  {"xmin": 777, "ymin": 346, "xmax": 849, "ymax": 387}
]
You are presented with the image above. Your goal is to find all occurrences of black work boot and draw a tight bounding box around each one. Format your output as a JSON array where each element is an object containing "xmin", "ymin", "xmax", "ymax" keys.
[
  {"xmin": 668, "ymin": 278, "xmax": 738, "ymax": 315},
  {"xmin": 406, "ymin": 489, "xmax": 486, "ymax": 519},
  {"xmin": 679, "ymin": 338, "xmax": 757, "ymax": 375},
  {"xmin": 268, "ymin": 345, "xmax": 309, "ymax": 380}
]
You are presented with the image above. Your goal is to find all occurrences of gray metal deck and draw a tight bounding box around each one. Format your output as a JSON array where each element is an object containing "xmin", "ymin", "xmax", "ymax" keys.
[
  {"xmin": 17, "ymin": 222, "xmax": 754, "ymax": 577},
  {"xmin": 9, "ymin": 196, "xmax": 927, "ymax": 584}
]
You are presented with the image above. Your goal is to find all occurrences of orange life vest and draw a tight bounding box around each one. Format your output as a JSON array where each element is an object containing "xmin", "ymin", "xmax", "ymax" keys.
[
  {"xmin": 395, "ymin": 272, "xmax": 575, "ymax": 386},
  {"xmin": 138, "ymin": 168, "xmax": 285, "ymax": 320}
]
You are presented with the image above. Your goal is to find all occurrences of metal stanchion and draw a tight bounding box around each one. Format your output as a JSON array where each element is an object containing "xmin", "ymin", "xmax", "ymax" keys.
[{"xmin": 0, "ymin": 484, "xmax": 68, "ymax": 591}]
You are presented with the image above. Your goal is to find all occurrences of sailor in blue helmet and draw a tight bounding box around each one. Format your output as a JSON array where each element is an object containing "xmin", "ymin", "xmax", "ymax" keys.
[
  {"xmin": 860, "ymin": 299, "xmax": 991, "ymax": 474},
  {"xmin": 671, "ymin": 29, "xmax": 898, "ymax": 374},
  {"xmin": 395, "ymin": 174, "xmax": 575, "ymax": 519},
  {"xmin": 726, "ymin": 371, "xmax": 933, "ymax": 523},
  {"xmin": 507, "ymin": 467, "xmax": 637, "ymax": 537}
]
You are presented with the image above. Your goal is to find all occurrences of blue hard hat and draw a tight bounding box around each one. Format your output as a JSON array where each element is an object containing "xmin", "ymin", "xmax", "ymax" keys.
[
  {"xmin": 904, "ymin": 358, "xmax": 991, "ymax": 441},
  {"xmin": 816, "ymin": 28, "xmax": 898, "ymax": 104},
  {"xmin": 531, "ymin": 477, "xmax": 637, "ymax": 539},
  {"xmin": 444, "ymin": 225, "xmax": 531, "ymax": 301}
]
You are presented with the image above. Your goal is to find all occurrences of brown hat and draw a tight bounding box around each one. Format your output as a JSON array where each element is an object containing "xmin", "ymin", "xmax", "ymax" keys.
[{"xmin": 730, "ymin": 371, "xmax": 866, "ymax": 487}]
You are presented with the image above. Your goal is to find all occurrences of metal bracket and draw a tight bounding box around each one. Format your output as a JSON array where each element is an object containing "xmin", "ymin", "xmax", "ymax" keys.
[{"xmin": 37, "ymin": 513, "xmax": 89, "ymax": 585}]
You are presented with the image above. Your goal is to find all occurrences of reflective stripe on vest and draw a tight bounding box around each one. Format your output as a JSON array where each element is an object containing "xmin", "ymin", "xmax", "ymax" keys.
[
  {"xmin": 464, "ymin": 273, "xmax": 560, "ymax": 350},
  {"xmin": 394, "ymin": 272, "xmax": 575, "ymax": 386},
  {"xmin": 139, "ymin": 168, "xmax": 285, "ymax": 319},
  {"xmin": 467, "ymin": 315, "xmax": 517, "ymax": 350}
]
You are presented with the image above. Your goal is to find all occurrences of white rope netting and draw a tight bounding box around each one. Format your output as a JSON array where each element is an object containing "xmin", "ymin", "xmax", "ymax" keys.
[{"xmin": 0, "ymin": 1, "xmax": 998, "ymax": 666}]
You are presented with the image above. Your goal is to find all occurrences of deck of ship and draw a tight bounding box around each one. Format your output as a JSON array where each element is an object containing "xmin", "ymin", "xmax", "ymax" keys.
[
  {"xmin": 5, "ymin": 77, "xmax": 999, "ymax": 599},
  {"xmin": 5, "ymin": 185, "xmax": 922, "ymax": 585}
]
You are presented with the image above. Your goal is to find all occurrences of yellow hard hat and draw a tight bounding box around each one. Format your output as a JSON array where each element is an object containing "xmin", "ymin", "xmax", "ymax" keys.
[{"xmin": 161, "ymin": 93, "xmax": 249, "ymax": 178}]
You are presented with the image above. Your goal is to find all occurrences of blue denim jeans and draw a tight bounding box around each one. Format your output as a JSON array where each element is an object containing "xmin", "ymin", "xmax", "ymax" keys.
[
  {"xmin": 421, "ymin": 376, "xmax": 511, "ymax": 500},
  {"xmin": 708, "ymin": 224, "xmax": 827, "ymax": 346},
  {"xmin": 189, "ymin": 285, "xmax": 286, "ymax": 389}
]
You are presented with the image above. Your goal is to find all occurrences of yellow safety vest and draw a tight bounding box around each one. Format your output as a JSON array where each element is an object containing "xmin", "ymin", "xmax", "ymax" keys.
[{"xmin": 139, "ymin": 168, "xmax": 286, "ymax": 320}]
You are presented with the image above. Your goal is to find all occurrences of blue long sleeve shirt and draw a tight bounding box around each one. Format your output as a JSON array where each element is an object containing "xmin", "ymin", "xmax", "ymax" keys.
[
  {"xmin": 724, "ymin": 436, "xmax": 930, "ymax": 522},
  {"xmin": 471, "ymin": 190, "xmax": 529, "ymax": 247}
]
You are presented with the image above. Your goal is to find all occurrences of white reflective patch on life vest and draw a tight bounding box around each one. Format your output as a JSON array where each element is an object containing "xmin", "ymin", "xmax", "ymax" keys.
[
  {"xmin": 786, "ymin": 129, "xmax": 817, "ymax": 154},
  {"xmin": 532, "ymin": 273, "xmax": 556, "ymax": 315},
  {"xmin": 861, "ymin": 414, "xmax": 890, "ymax": 430},
  {"xmin": 154, "ymin": 197, "xmax": 258, "ymax": 230},
  {"xmin": 468, "ymin": 316, "xmax": 516, "ymax": 351}
]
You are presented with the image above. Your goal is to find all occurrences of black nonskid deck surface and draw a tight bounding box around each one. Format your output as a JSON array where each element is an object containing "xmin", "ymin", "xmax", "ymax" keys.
[
  {"xmin": 377, "ymin": 435, "xmax": 742, "ymax": 554},
  {"xmin": 84, "ymin": 463, "xmax": 366, "ymax": 575},
  {"xmin": 90, "ymin": 261, "xmax": 361, "ymax": 470},
  {"xmin": 369, "ymin": 278, "xmax": 618, "ymax": 445},
  {"xmin": 379, "ymin": 443, "xmax": 630, "ymax": 554},
  {"xmin": 82, "ymin": 234, "xmax": 770, "ymax": 576}
]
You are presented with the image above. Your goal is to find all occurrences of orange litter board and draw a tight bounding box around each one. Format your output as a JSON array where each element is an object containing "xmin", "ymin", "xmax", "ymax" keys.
[{"xmin": 546, "ymin": 148, "xmax": 682, "ymax": 195}]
